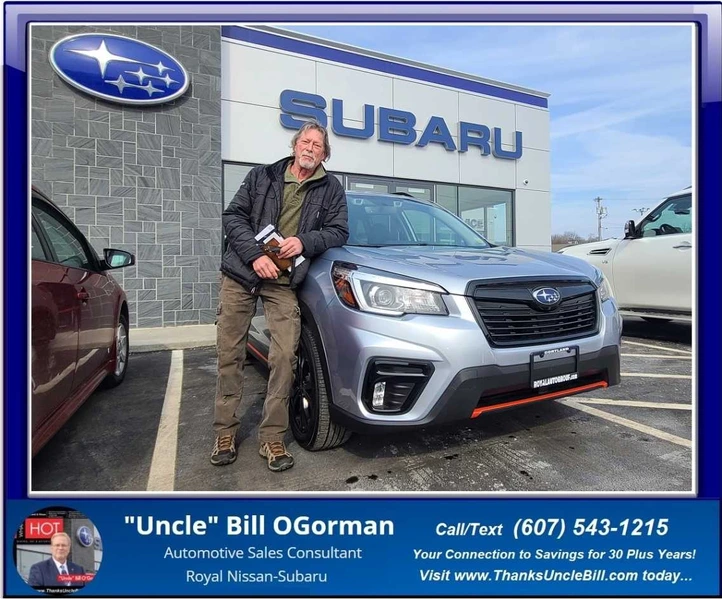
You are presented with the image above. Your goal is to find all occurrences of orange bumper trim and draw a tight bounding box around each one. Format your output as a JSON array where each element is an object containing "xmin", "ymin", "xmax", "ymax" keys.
[
  {"xmin": 470, "ymin": 381, "xmax": 608, "ymax": 419},
  {"xmin": 246, "ymin": 342, "xmax": 268, "ymax": 364}
]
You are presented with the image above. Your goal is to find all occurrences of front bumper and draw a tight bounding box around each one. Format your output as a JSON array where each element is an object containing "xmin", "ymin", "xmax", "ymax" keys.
[
  {"xmin": 307, "ymin": 276, "xmax": 622, "ymax": 431},
  {"xmin": 330, "ymin": 345, "xmax": 620, "ymax": 433}
]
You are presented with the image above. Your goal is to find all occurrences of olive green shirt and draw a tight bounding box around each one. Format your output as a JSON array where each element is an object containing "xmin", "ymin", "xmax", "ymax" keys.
[{"xmin": 271, "ymin": 162, "xmax": 326, "ymax": 285}]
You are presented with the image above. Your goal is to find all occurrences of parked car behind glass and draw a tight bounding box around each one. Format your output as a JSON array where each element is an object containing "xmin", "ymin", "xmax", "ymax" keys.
[
  {"xmin": 248, "ymin": 192, "xmax": 623, "ymax": 450},
  {"xmin": 559, "ymin": 187, "xmax": 692, "ymax": 322},
  {"xmin": 31, "ymin": 187, "xmax": 135, "ymax": 455}
]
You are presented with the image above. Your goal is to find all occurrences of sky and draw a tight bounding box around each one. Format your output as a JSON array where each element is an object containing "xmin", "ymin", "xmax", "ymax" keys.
[{"xmin": 284, "ymin": 24, "xmax": 693, "ymax": 238}]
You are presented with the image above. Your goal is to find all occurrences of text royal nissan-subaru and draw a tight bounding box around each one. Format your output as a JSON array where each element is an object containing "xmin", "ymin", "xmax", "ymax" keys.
[{"xmin": 248, "ymin": 192, "xmax": 622, "ymax": 450}]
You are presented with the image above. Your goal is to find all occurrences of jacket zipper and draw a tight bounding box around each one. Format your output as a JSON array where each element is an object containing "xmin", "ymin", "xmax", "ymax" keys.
[{"xmin": 264, "ymin": 164, "xmax": 283, "ymax": 230}]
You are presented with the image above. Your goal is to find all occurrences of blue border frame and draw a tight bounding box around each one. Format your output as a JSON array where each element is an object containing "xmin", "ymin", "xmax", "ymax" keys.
[
  {"xmin": 4, "ymin": 3, "xmax": 721, "ymax": 597},
  {"xmin": 4, "ymin": 2, "xmax": 720, "ymax": 499},
  {"xmin": 221, "ymin": 25, "xmax": 549, "ymax": 108},
  {"xmin": 5, "ymin": 8, "xmax": 30, "ymax": 501}
]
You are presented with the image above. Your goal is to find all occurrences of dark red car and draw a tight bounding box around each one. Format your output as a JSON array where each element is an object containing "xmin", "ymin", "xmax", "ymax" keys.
[{"xmin": 31, "ymin": 188, "xmax": 135, "ymax": 455}]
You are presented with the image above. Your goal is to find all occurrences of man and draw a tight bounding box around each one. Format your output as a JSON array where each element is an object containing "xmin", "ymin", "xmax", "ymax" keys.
[
  {"xmin": 212, "ymin": 121, "xmax": 349, "ymax": 472},
  {"xmin": 28, "ymin": 532, "xmax": 85, "ymax": 589}
]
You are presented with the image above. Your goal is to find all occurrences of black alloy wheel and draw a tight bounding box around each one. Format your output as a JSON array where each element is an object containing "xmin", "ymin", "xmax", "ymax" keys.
[
  {"xmin": 289, "ymin": 323, "xmax": 351, "ymax": 451},
  {"xmin": 290, "ymin": 333, "xmax": 317, "ymax": 446}
]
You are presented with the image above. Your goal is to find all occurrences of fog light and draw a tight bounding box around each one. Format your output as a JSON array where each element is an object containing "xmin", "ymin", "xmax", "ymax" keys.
[
  {"xmin": 372, "ymin": 382, "xmax": 386, "ymax": 408},
  {"xmin": 363, "ymin": 359, "xmax": 435, "ymax": 414}
]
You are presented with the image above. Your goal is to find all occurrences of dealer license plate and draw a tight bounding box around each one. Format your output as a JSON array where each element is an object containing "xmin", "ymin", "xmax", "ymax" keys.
[{"xmin": 530, "ymin": 346, "xmax": 579, "ymax": 389}]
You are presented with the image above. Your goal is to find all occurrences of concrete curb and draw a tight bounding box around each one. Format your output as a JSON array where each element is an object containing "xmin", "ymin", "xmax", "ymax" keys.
[{"xmin": 129, "ymin": 324, "xmax": 216, "ymax": 353}]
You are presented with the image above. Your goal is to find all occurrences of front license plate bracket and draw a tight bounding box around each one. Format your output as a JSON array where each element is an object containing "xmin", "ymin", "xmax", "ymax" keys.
[{"xmin": 530, "ymin": 346, "xmax": 580, "ymax": 389}]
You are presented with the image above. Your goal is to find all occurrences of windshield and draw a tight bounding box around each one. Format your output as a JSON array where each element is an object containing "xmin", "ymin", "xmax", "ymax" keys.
[{"xmin": 346, "ymin": 194, "xmax": 492, "ymax": 248}]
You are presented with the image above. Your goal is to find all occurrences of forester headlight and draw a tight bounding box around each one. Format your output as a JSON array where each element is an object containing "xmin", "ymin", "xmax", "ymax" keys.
[
  {"xmin": 600, "ymin": 277, "xmax": 613, "ymax": 302},
  {"xmin": 332, "ymin": 264, "xmax": 448, "ymax": 316},
  {"xmin": 594, "ymin": 270, "xmax": 614, "ymax": 302}
]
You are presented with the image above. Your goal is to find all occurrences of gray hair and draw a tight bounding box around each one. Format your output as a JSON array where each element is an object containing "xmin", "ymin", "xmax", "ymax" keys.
[{"xmin": 290, "ymin": 121, "xmax": 331, "ymax": 162}]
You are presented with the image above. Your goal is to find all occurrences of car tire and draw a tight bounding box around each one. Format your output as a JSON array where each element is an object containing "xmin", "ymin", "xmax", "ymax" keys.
[
  {"xmin": 102, "ymin": 312, "xmax": 129, "ymax": 389},
  {"xmin": 289, "ymin": 322, "xmax": 351, "ymax": 451}
]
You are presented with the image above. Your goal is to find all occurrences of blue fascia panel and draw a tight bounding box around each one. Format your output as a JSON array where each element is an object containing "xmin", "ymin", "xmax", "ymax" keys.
[{"xmin": 222, "ymin": 25, "xmax": 548, "ymax": 109}]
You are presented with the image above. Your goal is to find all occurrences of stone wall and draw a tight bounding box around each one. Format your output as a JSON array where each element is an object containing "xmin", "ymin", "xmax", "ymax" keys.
[{"xmin": 31, "ymin": 25, "xmax": 222, "ymax": 328}]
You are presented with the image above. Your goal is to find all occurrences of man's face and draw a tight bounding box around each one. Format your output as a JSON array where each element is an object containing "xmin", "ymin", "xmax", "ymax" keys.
[
  {"xmin": 50, "ymin": 536, "xmax": 70, "ymax": 563},
  {"xmin": 293, "ymin": 129, "xmax": 326, "ymax": 171}
]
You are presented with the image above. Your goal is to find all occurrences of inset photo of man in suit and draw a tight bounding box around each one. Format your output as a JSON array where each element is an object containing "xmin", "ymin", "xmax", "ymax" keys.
[
  {"xmin": 27, "ymin": 532, "xmax": 86, "ymax": 592},
  {"xmin": 13, "ymin": 507, "xmax": 100, "ymax": 596}
]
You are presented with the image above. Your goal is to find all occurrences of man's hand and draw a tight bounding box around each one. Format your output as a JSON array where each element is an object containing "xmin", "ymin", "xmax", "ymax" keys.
[
  {"xmin": 278, "ymin": 236, "xmax": 304, "ymax": 259},
  {"xmin": 253, "ymin": 255, "xmax": 280, "ymax": 279}
]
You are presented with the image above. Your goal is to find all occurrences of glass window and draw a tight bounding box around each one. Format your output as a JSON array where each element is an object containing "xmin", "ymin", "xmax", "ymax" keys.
[
  {"xmin": 349, "ymin": 178, "xmax": 433, "ymax": 201},
  {"xmin": 224, "ymin": 163, "xmax": 254, "ymax": 209},
  {"xmin": 435, "ymin": 184, "xmax": 457, "ymax": 214},
  {"xmin": 347, "ymin": 194, "xmax": 490, "ymax": 248},
  {"xmin": 31, "ymin": 224, "xmax": 47, "ymax": 260},
  {"xmin": 16, "ymin": 547, "xmax": 51, "ymax": 583},
  {"xmin": 404, "ymin": 209, "xmax": 432, "ymax": 242},
  {"xmin": 348, "ymin": 179, "xmax": 390, "ymax": 194},
  {"xmin": 640, "ymin": 194, "xmax": 692, "ymax": 237},
  {"xmin": 434, "ymin": 220, "xmax": 458, "ymax": 245},
  {"xmin": 34, "ymin": 205, "xmax": 93, "ymax": 270},
  {"xmin": 394, "ymin": 183, "xmax": 432, "ymax": 202},
  {"xmin": 222, "ymin": 162, "xmax": 516, "ymax": 246},
  {"xmin": 459, "ymin": 187, "xmax": 513, "ymax": 246}
]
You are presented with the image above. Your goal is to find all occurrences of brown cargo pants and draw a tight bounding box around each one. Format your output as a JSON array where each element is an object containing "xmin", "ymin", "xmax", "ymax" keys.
[{"xmin": 213, "ymin": 274, "xmax": 301, "ymax": 443}]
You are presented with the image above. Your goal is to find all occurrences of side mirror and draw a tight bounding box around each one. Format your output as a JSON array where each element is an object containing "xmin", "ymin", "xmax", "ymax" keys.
[
  {"xmin": 623, "ymin": 220, "xmax": 637, "ymax": 239},
  {"xmin": 101, "ymin": 248, "xmax": 135, "ymax": 270}
]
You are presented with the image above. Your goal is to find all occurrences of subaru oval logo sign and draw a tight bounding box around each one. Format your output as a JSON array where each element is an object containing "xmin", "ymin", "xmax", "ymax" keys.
[
  {"xmin": 532, "ymin": 287, "xmax": 561, "ymax": 306},
  {"xmin": 49, "ymin": 33, "xmax": 189, "ymax": 105},
  {"xmin": 76, "ymin": 526, "xmax": 94, "ymax": 547}
]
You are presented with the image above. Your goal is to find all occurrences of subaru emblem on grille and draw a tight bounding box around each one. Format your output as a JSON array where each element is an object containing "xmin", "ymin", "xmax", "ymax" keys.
[
  {"xmin": 532, "ymin": 287, "xmax": 561, "ymax": 306},
  {"xmin": 49, "ymin": 33, "xmax": 189, "ymax": 105}
]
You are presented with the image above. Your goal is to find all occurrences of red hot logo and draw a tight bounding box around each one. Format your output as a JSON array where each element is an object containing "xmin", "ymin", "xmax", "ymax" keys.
[{"xmin": 24, "ymin": 518, "xmax": 64, "ymax": 539}]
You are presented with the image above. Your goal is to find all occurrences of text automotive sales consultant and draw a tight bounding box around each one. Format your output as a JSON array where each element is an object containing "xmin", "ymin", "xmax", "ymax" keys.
[{"xmin": 165, "ymin": 546, "xmax": 364, "ymax": 560}]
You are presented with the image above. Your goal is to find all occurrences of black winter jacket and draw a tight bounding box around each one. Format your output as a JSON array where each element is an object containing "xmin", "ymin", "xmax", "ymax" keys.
[{"xmin": 221, "ymin": 156, "xmax": 349, "ymax": 291}]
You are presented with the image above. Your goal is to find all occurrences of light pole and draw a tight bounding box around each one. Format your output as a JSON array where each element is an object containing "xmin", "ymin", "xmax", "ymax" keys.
[{"xmin": 594, "ymin": 197, "xmax": 607, "ymax": 241}]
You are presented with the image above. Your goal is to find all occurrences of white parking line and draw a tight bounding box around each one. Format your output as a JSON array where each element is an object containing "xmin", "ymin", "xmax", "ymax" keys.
[
  {"xmin": 571, "ymin": 397, "xmax": 692, "ymax": 410},
  {"xmin": 562, "ymin": 399, "xmax": 691, "ymax": 448},
  {"xmin": 621, "ymin": 373, "xmax": 692, "ymax": 379},
  {"xmin": 622, "ymin": 340, "xmax": 692, "ymax": 355},
  {"xmin": 146, "ymin": 349, "xmax": 184, "ymax": 492},
  {"xmin": 621, "ymin": 353, "xmax": 692, "ymax": 360}
]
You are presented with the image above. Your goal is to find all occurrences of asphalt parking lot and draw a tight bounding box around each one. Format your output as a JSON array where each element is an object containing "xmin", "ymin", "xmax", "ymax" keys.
[{"xmin": 32, "ymin": 318, "xmax": 693, "ymax": 494}]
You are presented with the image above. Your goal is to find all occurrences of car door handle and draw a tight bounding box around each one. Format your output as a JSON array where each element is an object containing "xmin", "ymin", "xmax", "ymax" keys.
[
  {"xmin": 77, "ymin": 290, "xmax": 90, "ymax": 301},
  {"xmin": 672, "ymin": 242, "xmax": 692, "ymax": 249}
]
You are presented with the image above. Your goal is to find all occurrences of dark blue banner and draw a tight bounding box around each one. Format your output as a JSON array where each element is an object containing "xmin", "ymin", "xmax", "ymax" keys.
[{"xmin": 4, "ymin": 499, "xmax": 719, "ymax": 596}]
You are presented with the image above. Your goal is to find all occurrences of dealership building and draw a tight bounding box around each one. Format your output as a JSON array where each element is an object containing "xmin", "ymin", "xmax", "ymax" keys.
[{"xmin": 31, "ymin": 25, "xmax": 551, "ymax": 329}]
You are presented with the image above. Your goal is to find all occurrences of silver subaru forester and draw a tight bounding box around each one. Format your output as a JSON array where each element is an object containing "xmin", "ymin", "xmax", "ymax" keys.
[{"xmin": 249, "ymin": 192, "xmax": 622, "ymax": 450}]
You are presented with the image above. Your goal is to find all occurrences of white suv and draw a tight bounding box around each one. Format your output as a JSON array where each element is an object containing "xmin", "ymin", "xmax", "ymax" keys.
[{"xmin": 559, "ymin": 187, "xmax": 692, "ymax": 322}]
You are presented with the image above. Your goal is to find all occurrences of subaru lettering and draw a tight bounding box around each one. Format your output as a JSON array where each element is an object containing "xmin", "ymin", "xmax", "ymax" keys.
[{"xmin": 279, "ymin": 89, "xmax": 523, "ymax": 159}]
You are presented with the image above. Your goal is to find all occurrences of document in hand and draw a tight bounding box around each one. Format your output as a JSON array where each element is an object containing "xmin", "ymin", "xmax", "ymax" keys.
[{"xmin": 254, "ymin": 224, "xmax": 306, "ymax": 272}]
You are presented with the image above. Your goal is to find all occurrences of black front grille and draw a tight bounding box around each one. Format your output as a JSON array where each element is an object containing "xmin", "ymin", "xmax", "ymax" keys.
[{"xmin": 471, "ymin": 280, "xmax": 599, "ymax": 347}]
